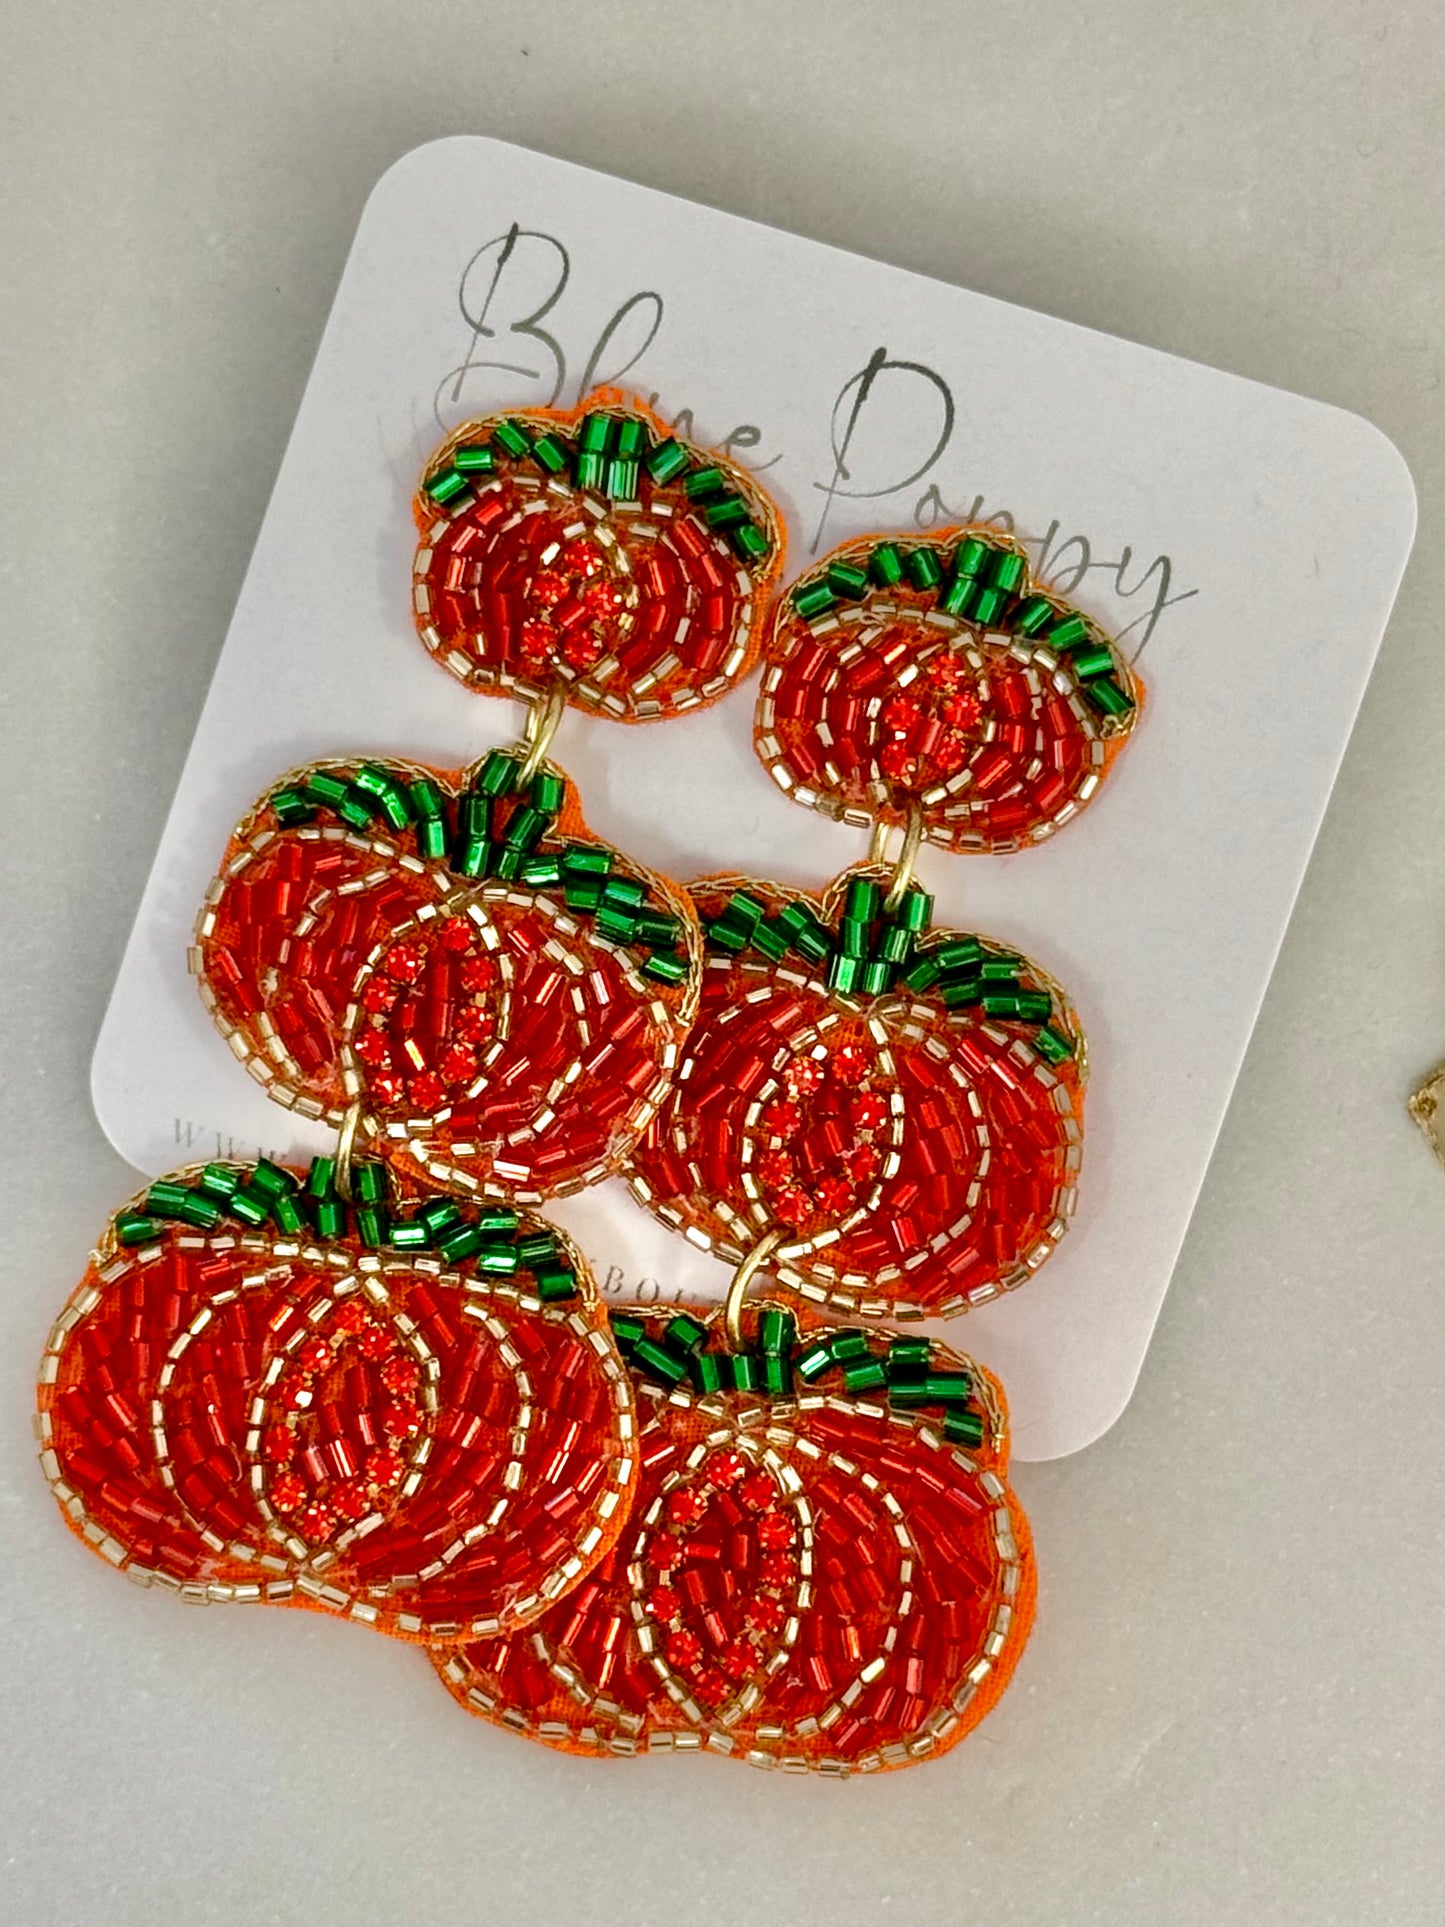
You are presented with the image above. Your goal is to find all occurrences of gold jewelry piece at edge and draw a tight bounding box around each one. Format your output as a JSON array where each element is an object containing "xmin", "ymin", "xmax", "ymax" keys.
[
  {"xmin": 867, "ymin": 805, "xmax": 924, "ymax": 916},
  {"xmin": 723, "ymin": 1229, "xmax": 786, "ymax": 1351},
  {"xmin": 1408, "ymin": 1062, "xmax": 1445, "ymax": 1174},
  {"xmin": 516, "ymin": 683, "xmax": 567, "ymax": 786},
  {"xmin": 334, "ymin": 1098, "xmax": 365, "ymax": 1202}
]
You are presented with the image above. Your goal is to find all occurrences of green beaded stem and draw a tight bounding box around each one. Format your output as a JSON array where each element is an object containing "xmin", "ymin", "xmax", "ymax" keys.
[
  {"xmin": 786, "ymin": 531, "xmax": 1137, "ymax": 726},
  {"xmin": 610, "ymin": 1310, "xmax": 988, "ymax": 1446},
  {"xmin": 118, "ymin": 1158, "xmax": 580, "ymax": 1302},
  {"xmin": 699, "ymin": 877, "xmax": 1078, "ymax": 1067},
  {"xmin": 259, "ymin": 760, "xmax": 689, "ymax": 973},
  {"xmin": 420, "ymin": 406, "xmax": 775, "ymax": 567}
]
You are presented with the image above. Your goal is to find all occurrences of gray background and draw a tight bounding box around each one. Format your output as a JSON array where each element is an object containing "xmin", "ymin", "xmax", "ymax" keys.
[{"xmin": 2, "ymin": 4, "xmax": 1441, "ymax": 1924}]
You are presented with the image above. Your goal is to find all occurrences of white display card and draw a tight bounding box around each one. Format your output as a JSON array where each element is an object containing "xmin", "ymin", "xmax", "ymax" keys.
[{"xmin": 92, "ymin": 136, "xmax": 1416, "ymax": 1458}]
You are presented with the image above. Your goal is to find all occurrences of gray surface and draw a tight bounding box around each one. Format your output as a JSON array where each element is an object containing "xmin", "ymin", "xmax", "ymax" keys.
[{"xmin": 2, "ymin": 4, "xmax": 1441, "ymax": 1923}]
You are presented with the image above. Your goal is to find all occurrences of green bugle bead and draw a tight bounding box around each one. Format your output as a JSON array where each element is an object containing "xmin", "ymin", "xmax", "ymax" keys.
[
  {"xmin": 491, "ymin": 419, "xmax": 531, "ymax": 459},
  {"xmin": 115, "ymin": 1211, "xmax": 163, "ymax": 1247},
  {"xmin": 646, "ymin": 437, "xmax": 688, "ymax": 485},
  {"xmin": 825, "ymin": 559, "xmax": 869, "ymax": 600},
  {"xmin": 792, "ymin": 580, "xmax": 837, "ymax": 621},
  {"xmin": 352, "ymin": 1163, "xmax": 386, "ymax": 1205},
  {"xmin": 943, "ymin": 1408, "xmax": 986, "ymax": 1448},
  {"xmin": 633, "ymin": 1336, "xmax": 688, "ymax": 1384},
  {"xmin": 730, "ymin": 520, "xmax": 770, "ymax": 562},
  {"xmin": 642, "ymin": 952, "xmax": 689, "ymax": 986},
  {"xmin": 424, "ymin": 467, "xmax": 470, "ymax": 506},
  {"xmin": 452, "ymin": 443, "xmax": 496, "ymax": 475},
  {"xmin": 905, "ymin": 547, "xmax": 943, "ymax": 591},
  {"xmin": 868, "ymin": 542, "xmax": 905, "ymax": 587}
]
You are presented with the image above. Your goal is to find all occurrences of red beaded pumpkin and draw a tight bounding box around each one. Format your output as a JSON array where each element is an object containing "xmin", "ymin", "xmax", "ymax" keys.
[
  {"xmin": 433, "ymin": 1300, "xmax": 1034, "ymax": 1774},
  {"xmin": 756, "ymin": 530, "xmax": 1142, "ymax": 855},
  {"xmin": 412, "ymin": 395, "xmax": 784, "ymax": 722},
  {"xmin": 35, "ymin": 1163, "xmax": 637, "ymax": 1642},
  {"xmin": 193, "ymin": 754, "xmax": 701, "ymax": 1205},
  {"xmin": 626, "ymin": 872, "xmax": 1085, "ymax": 1320}
]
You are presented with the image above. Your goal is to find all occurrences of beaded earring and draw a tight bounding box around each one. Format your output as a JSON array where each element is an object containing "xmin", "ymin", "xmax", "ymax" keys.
[
  {"xmin": 37, "ymin": 400, "xmax": 1087, "ymax": 1777},
  {"xmin": 32, "ymin": 392, "xmax": 788, "ymax": 1661},
  {"xmin": 626, "ymin": 531, "xmax": 1142, "ymax": 1322}
]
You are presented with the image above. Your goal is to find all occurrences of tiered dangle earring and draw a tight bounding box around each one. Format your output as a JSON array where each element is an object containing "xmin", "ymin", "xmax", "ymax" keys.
[
  {"xmin": 34, "ymin": 396, "xmax": 783, "ymax": 1652},
  {"xmin": 417, "ymin": 438, "xmax": 1141, "ymax": 1773},
  {"xmin": 37, "ymin": 394, "xmax": 1140, "ymax": 1777}
]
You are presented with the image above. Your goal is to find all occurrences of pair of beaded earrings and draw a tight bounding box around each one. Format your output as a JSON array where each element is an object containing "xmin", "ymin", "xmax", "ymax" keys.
[{"xmin": 37, "ymin": 393, "xmax": 1141, "ymax": 1775}]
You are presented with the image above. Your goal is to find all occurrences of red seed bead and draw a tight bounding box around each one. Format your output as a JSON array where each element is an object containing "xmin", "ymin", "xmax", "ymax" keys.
[
  {"xmin": 649, "ymin": 1534, "xmax": 685, "ymax": 1570},
  {"xmin": 280, "ymin": 1377, "xmax": 312, "ymax": 1412},
  {"xmin": 270, "ymin": 1471, "xmax": 305, "ymax": 1511},
  {"xmin": 772, "ymin": 1185, "xmax": 812, "ymax": 1227},
  {"xmin": 367, "ymin": 1448, "xmax": 403, "ymax": 1487},
  {"xmin": 356, "ymin": 1029, "xmax": 389, "ymax": 1068},
  {"xmin": 833, "ymin": 1045, "xmax": 870, "ymax": 1087},
  {"xmin": 331, "ymin": 1482, "xmax": 370, "ymax": 1523},
  {"xmin": 356, "ymin": 1324, "xmax": 394, "ymax": 1361},
  {"xmin": 666, "ymin": 1629, "xmax": 702, "ymax": 1670},
  {"xmin": 758, "ymin": 1551, "xmax": 795, "ymax": 1587},
  {"xmin": 644, "ymin": 1584, "xmax": 680, "ymax": 1622},
  {"xmin": 409, "ymin": 1072, "xmax": 445, "ymax": 1111},
  {"xmin": 438, "ymin": 917, "xmax": 475, "ymax": 953},
  {"xmin": 459, "ymin": 954, "xmax": 496, "ymax": 994},
  {"xmin": 850, "ymin": 1091, "xmax": 888, "ymax": 1132},
  {"xmin": 381, "ymin": 1355, "xmax": 421, "ymax": 1395},
  {"xmin": 705, "ymin": 1450, "xmax": 746, "ymax": 1489},
  {"xmin": 667, "ymin": 1487, "xmax": 708, "ymax": 1527},
  {"xmin": 296, "ymin": 1501, "xmax": 336, "ymax": 1542},
  {"xmin": 756, "ymin": 1148, "xmax": 794, "ymax": 1188},
  {"xmin": 940, "ymin": 689, "xmax": 981, "ymax": 729},
  {"xmin": 785, "ymin": 1057, "xmax": 825, "ymax": 1095},
  {"xmin": 519, "ymin": 619, "xmax": 554, "ymax": 661},
  {"xmin": 738, "ymin": 1473, "xmax": 775, "ymax": 1513},
  {"xmin": 439, "ymin": 1043, "xmax": 479, "ymax": 1085},
  {"xmin": 532, "ymin": 572, "xmax": 567, "ymax": 607},
  {"xmin": 561, "ymin": 629, "xmax": 603, "ymax": 670},
  {"xmin": 882, "ymin": 693, "xmax": 922, "ymax": 731},
  {"xmin": 582, "ymin": 580, "xmax": 621, "ymax": 617},
  {"xmin": 846, "ymin": 1142, "xmax": 881, "ymax": 1182},
  {"xmin": 382, "ymin": 1401, "xmax": 421, "ymax": 1441},
  {"xmin": 720, "ymin": 1639, "xmax": 757, "ymax": 1681},
  {"xmin": 362, "ymin": 979, "xmax": 398, "ymax": 1016},
  {"xmin": 761, "ymin": 1099, "xmax": 802, "ymax": 1138},
  {"xmin": 370, "ymin": 1070, "xmax": 404, "ymax": 1106},
  {"xmin": 261, "ymin": 1424, "xmax": 295, "ymax": 1463},
  {"xmin": 383, "ymin": 944, "xmax": 423, "ymax": 984},
  {"xmin": 815, "ymin": 1175, "xmax": 855, "ymax": 1218},
  {"xmin": 756, "ymin": 1511, "xmax": 794, "ymax": 1551},
  {"xmin": 455, "ymin": 1004, "xmax": 494, "ymax": 1044},
  {"xmin": 880, "ymin": 742, "xmax": 914, "ymax": 782},
  {"xmin": 694, "ymin": 1670, "xmax": 730, "ymax": 1707},
  {"xmin": 748, "ymin": 1595, "xmax": 786, "ymax": 1634},
  {"xmin": 298, "ymin": 1337, "xmax": 334, "ymax": 1373},
  {"xmin": 562, "ymin": 540, "xmax": 602, "ymax": 574},
  {"xmin": 331, "ymin": 1300, "xmax": 368, "ymax": 1334}
]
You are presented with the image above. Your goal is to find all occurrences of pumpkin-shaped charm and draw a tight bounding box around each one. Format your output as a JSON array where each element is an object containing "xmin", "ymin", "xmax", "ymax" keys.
[
  {"xmin": 756, "ymin": 531, "xmax": 1141, "ymax": 854},
  {"xmin": 626, "ymin": 872, "xmax": 1085, "ymax": 1319},
  {"xmin": 434, "ymin": 1300, "xmax": 1033, "ymax": 1774},
  {"xmin": 35, "ymin": 1161, "xmax": 637, "ymax": 1641},
  {"xmin": 192, "ymin": 754, "xmax": 701, "ymax": 1204},
  {"xmin": 413, "ymin": 397, "xmax": 784, "ymax": 721}
]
